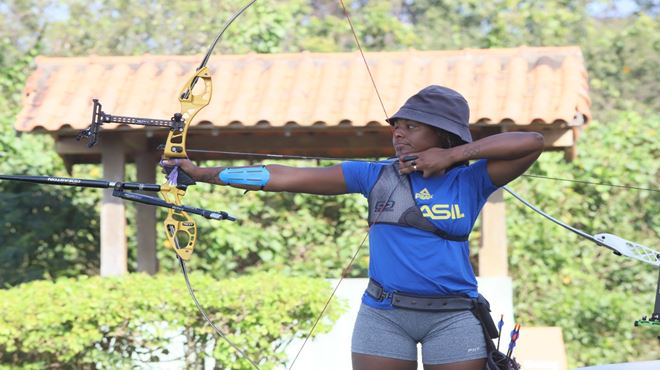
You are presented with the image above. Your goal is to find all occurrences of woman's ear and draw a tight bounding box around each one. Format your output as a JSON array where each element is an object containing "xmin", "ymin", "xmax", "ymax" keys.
[{"xmin": 434, "ymin": 130, "xmax": 451, "ymax": 148}]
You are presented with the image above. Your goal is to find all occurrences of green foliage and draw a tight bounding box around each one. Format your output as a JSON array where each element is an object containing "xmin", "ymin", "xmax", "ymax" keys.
[
  {"xmin": 0, "ymin": 27, "xmax": 101, "ymax": 287},
  {"xmin": 0, "ymin": 272, "xmax": 343, "ymax": 369},
  {"xmin": 1, "ymin": 31, "xmax": 98, "ymax": 286},
  {"xmin": 0, "ymin": 183, "xmax": 100, "ymax": 286},
  {"xmin": 585, "ymin": 13, "xmax": 660, "ymax": 112},
  {"xmin": 506, "ymin": 109, "xmax": 659, "ymax": 366}
]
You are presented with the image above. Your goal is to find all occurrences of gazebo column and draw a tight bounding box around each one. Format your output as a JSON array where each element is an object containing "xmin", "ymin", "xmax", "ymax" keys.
[
  {"xmin": 135, "ymin": 150, "xmax": 159, "ymax": 274},
  {"xmin": 100, "ymin": 134, "xmax": 127, "ymax": 276},
  {"xmin": 479, "ymin": 188, "xmax": 508, "ymax": 277}
]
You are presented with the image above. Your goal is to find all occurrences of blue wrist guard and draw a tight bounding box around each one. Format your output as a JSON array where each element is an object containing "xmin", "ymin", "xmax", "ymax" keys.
[{"xmin": 219, "ymin": 166, "xmax": 270, "ymax": 189}]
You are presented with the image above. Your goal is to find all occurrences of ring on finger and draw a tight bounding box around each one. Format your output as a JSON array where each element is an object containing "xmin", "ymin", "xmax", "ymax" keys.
[{"xmin": 413, "ymin": 164, "xmax": 418, "ymax": 171}]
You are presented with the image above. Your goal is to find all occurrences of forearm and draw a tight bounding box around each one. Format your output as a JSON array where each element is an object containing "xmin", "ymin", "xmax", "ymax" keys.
[
  {"xmin": 188, "ymin": 166, "xmax": 224, "ymax": 185},
  {"xmin": 184, "ymin": 163, "xmax": 347, "ymax": 194},
  {"xmin": 186, "ymin": 165, "xmax": 271, "ymax": 192},
  {"xmin": 448, "ymin": 132, "xmax": 544, "ymax": 163}
]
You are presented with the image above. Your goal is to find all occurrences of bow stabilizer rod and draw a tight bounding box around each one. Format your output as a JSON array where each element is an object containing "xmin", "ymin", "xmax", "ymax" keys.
[
  {"xmin": 0, "ymin": 174, "xmax": 235, "ymax": 222},
  {"xmin": 0, "ymin": 174, "xmax": 158, "ymax": 191}
]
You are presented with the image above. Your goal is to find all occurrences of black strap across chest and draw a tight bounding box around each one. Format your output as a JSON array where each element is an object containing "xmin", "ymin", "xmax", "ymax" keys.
[{"xmin": 367, "ymin": 163, "xmax": 469, "ymax": 242}]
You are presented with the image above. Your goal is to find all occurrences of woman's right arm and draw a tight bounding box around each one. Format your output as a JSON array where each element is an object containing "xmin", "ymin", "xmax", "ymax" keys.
[{"xmin": 171, "ymin": 160, "xmax": 348, "ymax": 195}]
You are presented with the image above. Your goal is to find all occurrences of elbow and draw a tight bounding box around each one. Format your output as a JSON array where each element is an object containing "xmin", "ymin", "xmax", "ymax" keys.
[{"xmin": 529, "ymin": 131, "xmax": 544, "ymax": 151}]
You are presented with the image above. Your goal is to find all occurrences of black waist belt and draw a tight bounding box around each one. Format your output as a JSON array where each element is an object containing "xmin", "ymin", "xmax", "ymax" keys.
[{"xmin": 366, "ymin": 278, "xmax": 475, "ymax": 311}]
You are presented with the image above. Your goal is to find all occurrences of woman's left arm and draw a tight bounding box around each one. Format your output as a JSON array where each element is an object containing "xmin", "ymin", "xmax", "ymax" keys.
[
  {"xmin": 402, "ymin": 132, "xmax": 544, "ymax": 186},
  {"xmin": 459, "ymin": 132, "xmax": 544, "ymax": 186}
]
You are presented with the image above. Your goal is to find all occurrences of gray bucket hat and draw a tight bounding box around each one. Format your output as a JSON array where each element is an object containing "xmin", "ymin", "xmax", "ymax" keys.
[{"xmin": 387, "ymin": 85, "xmax": 472, "ymax": 143}]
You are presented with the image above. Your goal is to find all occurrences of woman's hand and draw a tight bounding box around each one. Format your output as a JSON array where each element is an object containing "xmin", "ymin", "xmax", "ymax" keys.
[
  {"xmin": 398, "ymin": 147, "xmax": 451, "ymax": 178},
  {"xmin": 161, "ymin": 158, "xmax": 199, "ymax": 178}
]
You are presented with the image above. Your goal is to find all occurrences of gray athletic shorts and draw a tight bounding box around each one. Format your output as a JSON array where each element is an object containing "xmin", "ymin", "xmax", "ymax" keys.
[{"xmin": 351, "ymin": 303, "xmax": 487, "ymax": 365}]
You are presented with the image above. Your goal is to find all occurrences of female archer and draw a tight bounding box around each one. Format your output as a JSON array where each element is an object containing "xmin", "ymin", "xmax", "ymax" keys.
[{"xmin": 166, "ymin": 85, "xmax": 543, "ymax": 370}]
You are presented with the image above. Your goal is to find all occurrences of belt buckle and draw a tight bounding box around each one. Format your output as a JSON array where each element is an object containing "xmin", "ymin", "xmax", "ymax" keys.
[
  {"xmin": 369, "ymin": 279, "xmax": 390, "ymax": 302},
  {"xmin": 379, "ymin": 290, "xmax": 391, "ymax": 301}
]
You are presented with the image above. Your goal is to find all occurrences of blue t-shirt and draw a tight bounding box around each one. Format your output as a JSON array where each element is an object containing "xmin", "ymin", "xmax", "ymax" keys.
[{"xmin": 341, "ymin": 159, "xmax": 498, "ymax": 309}]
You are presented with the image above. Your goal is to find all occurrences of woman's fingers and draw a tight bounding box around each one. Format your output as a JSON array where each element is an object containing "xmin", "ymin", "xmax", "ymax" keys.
[{"xmin": 399, "ymin": 154, "xmax": 420, "ymax": 175}]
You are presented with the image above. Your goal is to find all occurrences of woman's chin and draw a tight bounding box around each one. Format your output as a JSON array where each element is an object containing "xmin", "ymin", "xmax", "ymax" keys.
[{"xmin": 395, "ymin": 149, "xmax": 411, "ymax": 157}]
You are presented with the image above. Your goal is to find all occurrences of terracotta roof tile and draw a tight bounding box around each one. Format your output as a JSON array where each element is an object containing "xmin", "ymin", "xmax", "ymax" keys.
[{"xmin": 16, "ymin": 47, "xmax": 591, "ymax": 132}]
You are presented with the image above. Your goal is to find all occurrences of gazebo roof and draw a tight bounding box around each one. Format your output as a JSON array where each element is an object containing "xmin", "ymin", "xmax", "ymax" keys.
[{"xmin": 16, "ymin": 46, "xmax": 591, "ymax": 163}]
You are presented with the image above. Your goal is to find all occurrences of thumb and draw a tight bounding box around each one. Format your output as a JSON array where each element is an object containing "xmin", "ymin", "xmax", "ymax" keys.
[{"xmin": 160, "ymin": 158, "xmax": 180, "ymax": 167}]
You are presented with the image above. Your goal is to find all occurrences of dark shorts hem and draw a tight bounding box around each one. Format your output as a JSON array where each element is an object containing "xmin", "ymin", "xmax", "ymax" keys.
[
  {"xmin": 422, "ymin": 353, "xmax": 487, "ymax": 365},
  {"xmin": 351, "ymin": 349, "xmax": 417, "ymax": 362}
]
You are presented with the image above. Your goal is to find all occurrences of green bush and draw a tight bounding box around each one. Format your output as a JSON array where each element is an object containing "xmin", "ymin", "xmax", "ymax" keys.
[{"xmin": 0, "ymin": 272, "xmax": 344, "ymax": 369}]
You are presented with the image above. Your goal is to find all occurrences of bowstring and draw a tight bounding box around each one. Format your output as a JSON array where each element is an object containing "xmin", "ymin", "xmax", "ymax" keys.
[
  {"xmin": 176, "ymin": 1, "xmax": 260, "ymax": 368},
  {"xmin": 287, "ymin": 173, "xmax": 406, "ymax": 370},
  {"xmin": 179, "ymin": 256, "xmax": 262, "ymax": 370},
  {"xmin": 287, "ymin": 1, "xmax": 393, "ymax": 368},
  {"xmin": 339, "ymin": 0, "xmax": 390, "ymax": 121}
]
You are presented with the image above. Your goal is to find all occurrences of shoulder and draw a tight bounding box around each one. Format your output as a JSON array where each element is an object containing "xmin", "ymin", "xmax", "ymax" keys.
[
  {"xmin": 453, "ymin": 159, "xmax": 498, "ymax": 195},
  {"xmin": 448, "ymin": 159, "xmax": 490, "ymax": 179},
  {"xmin": 342, "ymin": 159, "xmax": 394, "ymax": 175},
  {"xmin": 341, "ymin": 159, "xmax": 394, "ymax": 195}
]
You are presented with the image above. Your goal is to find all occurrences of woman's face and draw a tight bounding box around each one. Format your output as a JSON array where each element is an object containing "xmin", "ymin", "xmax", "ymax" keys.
[{"xmin": 391, "ymin": 119, "xmax": 443, "ymax": 157}]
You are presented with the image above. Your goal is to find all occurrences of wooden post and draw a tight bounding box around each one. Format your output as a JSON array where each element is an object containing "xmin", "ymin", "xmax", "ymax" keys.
[
  {"xmin": 100, "ymin": 135, "xmax": 127, "ymax": 276},
  {"xmin": 135, "ymin": 150, "xmax": 159, "ymax": 274},
  {"xmin": 479, "ymin": 188, "xmax": 508, "ymax": 277}
]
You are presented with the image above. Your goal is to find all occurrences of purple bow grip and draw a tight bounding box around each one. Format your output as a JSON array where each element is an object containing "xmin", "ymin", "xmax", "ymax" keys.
[{"xmin": 160, "ymin": 159, "xmax": 180, "ymax": 185}]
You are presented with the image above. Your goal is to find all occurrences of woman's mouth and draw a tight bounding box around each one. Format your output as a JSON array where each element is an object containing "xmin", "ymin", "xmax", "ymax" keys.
[{"xmin": 394, "ymin": 143, "xmax": 411, "ymax": 152}]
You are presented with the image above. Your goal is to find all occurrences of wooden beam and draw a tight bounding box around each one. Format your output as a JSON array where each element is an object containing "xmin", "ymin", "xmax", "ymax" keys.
[
  {"xmin": 54, "ymin": 127, "xmax": 397, "ymax": 163},
  {"xmin": 55, "ymin": 125, "xmax": 579, "ymax": 166},
  {"xmin": 479, "ymin": 188, "xmax": 508, "ymax": 277},
  {"xmin": 540, "ymin": 128, "xmax": 574, "ymax": 147},
  {"xmin": 100, "ymin": 134, "xmax": 127, "ymax": 276}
]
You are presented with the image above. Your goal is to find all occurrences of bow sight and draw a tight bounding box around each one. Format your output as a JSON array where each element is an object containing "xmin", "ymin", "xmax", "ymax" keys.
[{"xmin": 76, "ymin": 99, "xmax": 185, "ymax": 148}]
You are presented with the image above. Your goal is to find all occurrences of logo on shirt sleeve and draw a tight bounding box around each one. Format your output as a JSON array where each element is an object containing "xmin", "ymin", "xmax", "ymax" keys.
[{"xmin": 415, "ymin": 188, "xmax": 433, "ymax": 200}]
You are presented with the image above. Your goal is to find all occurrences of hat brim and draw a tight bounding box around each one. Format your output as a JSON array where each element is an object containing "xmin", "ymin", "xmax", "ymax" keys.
[{"xmin": 387, "ymin": 108, "xmax": 472, "ymax": 143}]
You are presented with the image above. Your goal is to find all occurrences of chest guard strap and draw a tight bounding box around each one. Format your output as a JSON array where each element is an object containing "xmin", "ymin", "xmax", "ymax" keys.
[{"xmin": 367, "ymin": 163, "xmax": 468, "ymax": 242}]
